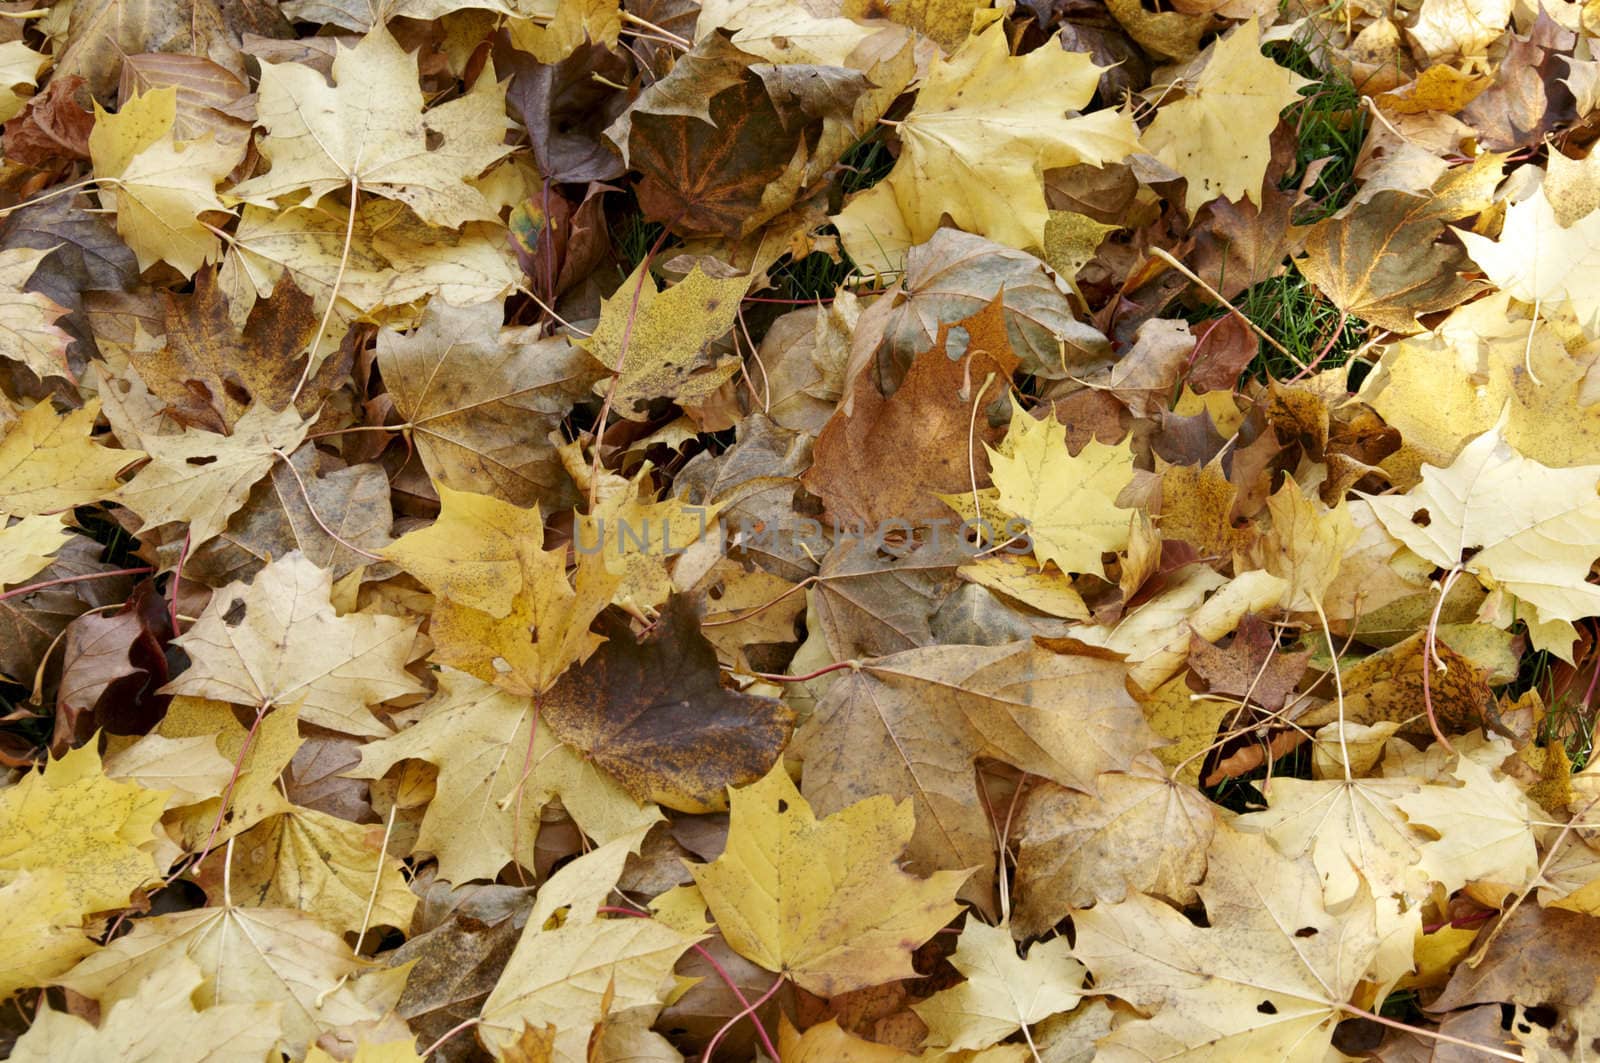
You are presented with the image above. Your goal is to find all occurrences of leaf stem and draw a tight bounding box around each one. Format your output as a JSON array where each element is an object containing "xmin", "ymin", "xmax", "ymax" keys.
[
  {"xmin": 597, "ymin": 906, "xmax": 781, "ymax": 1061},
  {"xmin": 0, "ymin": 566, "xmax": 152, "ymax": 603},
  {"xmin": 747, "ymin": 659, "xmax": 859, "ymax": 683},
  {"xmin": 701, "ymin": 973, "xmax": 784, "ymax": 1063}
]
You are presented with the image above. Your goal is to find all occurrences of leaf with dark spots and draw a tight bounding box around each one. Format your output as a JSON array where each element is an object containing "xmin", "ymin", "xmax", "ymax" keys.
[
  {"xmin": 542, "ymin": 594, "xmax": 794, "ymax": 813},
  {"xmin": 133, "ymin": 271, "xmax": 323, "ymax": 432}
]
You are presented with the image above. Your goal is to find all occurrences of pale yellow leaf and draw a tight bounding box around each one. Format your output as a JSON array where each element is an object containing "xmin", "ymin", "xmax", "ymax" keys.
[
  {"xmin": 912, "ymin": 920, "xmax": 1085, "ymax": 1051},
  {"xmin": 351, "ymin": 669, "xmax": 658, "ymax": 883},
  {"xmin": 0, "ymin": 247, "xmax": 72, "ymax": 381},
  {"xmin": 89, "ymin": 88, "xmax": 238, "ymax": 277},
  {"xmin": 0, "ymin": 514, "xmax": 71, "ymax": 588},
  {"xmin": 986, "ymin": 399, "xmax": 1134, "ymax": 578},
  {"xmin": 13, "ymin": 957, "xmax": 281, "ymax": 1063},
  {"xmin": 113, "ymin": 403, "xmax": 308, "ymax": 548},
  {"xmin": 231, "ymin": 25, "xmax": 512, "ymax": 227},
  {"xmin": 162, "ymin": 552, "xmax": 425, "ymax": 736},
  {"xmin": 834, "ymin": 22, "xmax": 1141, "ymax": 272}
]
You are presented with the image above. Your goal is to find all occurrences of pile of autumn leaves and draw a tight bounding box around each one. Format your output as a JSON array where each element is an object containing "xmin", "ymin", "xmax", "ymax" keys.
[{"xmin": 6, "ymin": 0, "xmax": 1600, "ymax": 1060}]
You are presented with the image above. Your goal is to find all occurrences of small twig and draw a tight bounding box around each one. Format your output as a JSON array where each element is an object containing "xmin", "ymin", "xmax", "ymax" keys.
[
  {"xmin": 597, "ymin": 906, "xmax": 780, "ymax": 1061},
  {"xmin": 191, "ymin": 700, "xmax": 272, "ymax": 872},
  {"xmin": 1335, "ymin": 1001, "xmax": 1521, "ymax": 1059},
  {"xmin": 170, "ymin": 530, "xmax": 192, "ymax": 635},
  {"xmin": 620, "ymin": 10, "xmax": 691, "ymax": 46},
  {"xmin": 421, "ymin": 1017, "xmax": 480, "ymax": 1058}
]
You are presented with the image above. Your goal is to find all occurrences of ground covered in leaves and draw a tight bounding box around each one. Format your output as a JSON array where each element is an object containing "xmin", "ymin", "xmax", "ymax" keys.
[{"xmin": 1, "ymin": 0, "xmax": 1599, "ymax": 1059}]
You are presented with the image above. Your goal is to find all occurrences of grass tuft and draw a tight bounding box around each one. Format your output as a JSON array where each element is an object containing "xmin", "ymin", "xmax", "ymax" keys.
[{"xmin": 1234, "ymin": 268, "xmax": 1367, "ymax": 379}]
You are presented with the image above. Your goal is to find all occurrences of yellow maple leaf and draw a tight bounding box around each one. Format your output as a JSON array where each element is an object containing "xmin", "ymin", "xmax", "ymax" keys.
[
  {"xmin": 157, "ymin": 698, "xmax": 300, "ymax": 850},
  {"xmin": 1458, "ymin": 177, "xmax": 1600, "ymax": 336},
  {"xmin": 986, "ymin": 399, "xmax": 1134, "ymax": 579},
  {"xmin": 12, "ymin": 957, "xmax": 282, "ymax": 1062},
  {"xmin": 224, "ymin": 199, "xmax": 518, "ymax": 319},
  {"xmin": 162, "ymin": 553, "xmax": 425, "ymax": 736},
  {"xmin": 912, "ymin": 920, "xmax": 1085, "ymax": 1051},
  {"xmin": 688, "ymin": 759, "xmax": 969, "ymax": 996},
  {"xmin": 0, "ymin": 400, "xmax": 137, "ymax": 518},
  {"xmin": 0, "ymin": 247, "xmax": 72, "ymax": 382},
  {"xmin": 1141, "ymin": 19, "xmax": 1311, "ymax": 214},
  {"xmin": 59, "ymin": 903, "xmax": 405, "ymax": 1059},
  {"xmin": 1358, "ymin": 293, "xmax": 1600, "ymax": 478},
  {"xmin": 351, "ymin": 669, "xmax": 657, "ymax": 883},
  {"xmin": 1363, "ymin": 419, "xmax": 1600, "ymax": 628},
  {"xmin": 1247, "ymin": 476, "xmax": 1360, "ymax": 613},
  {"xmin": 578, "ymin": 475, "xmax": 720, "ymax": 615},
  {"xmin": 0, "ymin": 40, "xmax": 47, "ymax": 124},
  {"xmin": 429, "ymin": 526, "xmax": 621, "ymax": 697},
  {"xmin": 1236, "ymin": 775, "xmax": 1429, "ymax": 993},
  {"xmin": 0, "ymin": 513, "xmax": 71, "ymax": 588},
  {"xmin": 0, "ymin": 744, "xmax": 169, "ymax": 916},
  {"xmin": 113, "ymin": 404, "xmax": 308, "ymax": 548},
  {"xmin": 89, "ymin": 87, "xmax": 239, "ymax": 277},
  {"xmin": 1073, "ymin": 827, "xmax": 1379, "ymax": 1060},
  {"xmin": 223, "ymin": 805, "xmax": 417, "ymax": 936},
  {"xmin": 834, "ymin": 21, "xmax": 1141, "ymax": 273},
  {"xmin": 505, "ymin": 0, "xmax": 623, "ymax": 63},
  {"xmin": 381, "ymin": 483, "xmax": 549, "ymax": 618},
  {"xmin": 478, "ymin": 832, "xmax": 698, "ymax": 1061},
  {"xmin": 1396, "ymin": 752, "xmax": 1541, "ymax": 896},
  {"xmin": 580, "ymin": 264, "xmax": 750, "ymax": 421},
  {"xmin": 230, "ymin": 25, "xmax": 512, "ymax": 228},
  {"xmin": 0, "ymin": 872, "xmax": 97, "ymax": 997}
]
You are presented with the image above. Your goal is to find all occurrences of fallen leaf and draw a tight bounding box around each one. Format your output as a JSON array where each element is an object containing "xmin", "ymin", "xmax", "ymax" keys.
[
  {"xmin": 231, "ymin": 25, "xmax": 512, "ymax": 227},
  {"xmin": 543, "ymin": 595, "xmax": 794, "ymax": 812},
  {"xmin": 912, "ymin": 920, "xmax": 1085, "ymax": 1051},
  {"xmin": 689, "ymin": 759, "xmax": 968, "ymax": 996},
  {"xmin": 12, "ymin": 957, "xmax": 282, "ymax": 1062},
  {"xmin": 1141, "ymin": 19, "xmax": 1311, "ymax": 214},
  {"xmin": 88, "ymin": 87, "xmax": 237, "ymax": 277},
  {"xmin": 1072, "ymin": 827, "xmax": 1379, "ymax": 1060},
  {"xmin": 162, "ymin": 552, "xmax": 424, "ymax": 735},
  {"xmin": 351, "ymin": 668, "xmax": 658, "ymax": 883},
  {"xmin": 834, "ymin": 22, "xmax": 1141, "ymax": 272}
]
